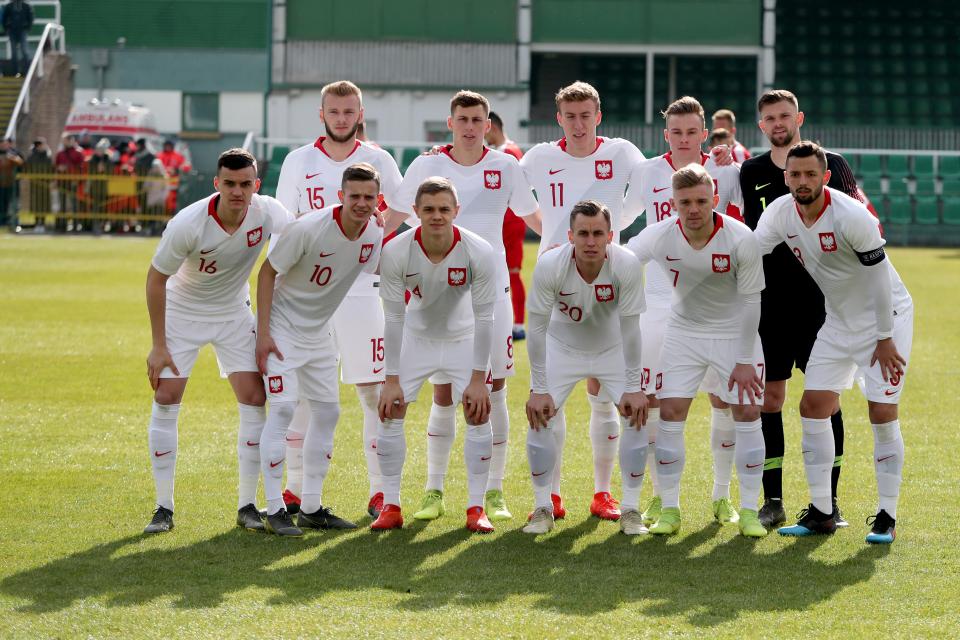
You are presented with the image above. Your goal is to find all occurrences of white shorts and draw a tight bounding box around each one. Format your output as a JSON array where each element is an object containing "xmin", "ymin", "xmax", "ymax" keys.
[
  {"xmin": 400, "ymin": 335, "xmax": 475, "ymax": 404},
  {"xmin": 547, "ymin": 338, "xmax": 626, "ymax": 409},
  {"xmin": 428, "ymin": 296, "xmax": 515, "ymax": 386},
  {"xmin": 806, "ymin": 308, "xmax": 913, "ymax": 404},
  {"xmin": 264, "ymin": 327, "xmax": 339, "ymax": 403},
  {"xmin": 331, "ymin": 295, "xmax": 386, "ymax": 384},
  {"xmin": 639, "ymin": 305, "xmax": 669, "ymax": 395},
  {"xmin": 161, "ymin": 311, "xmax": 257, "ymax": 378},
  {"xmin": 658, "ymin": 331, "xmax": 766, "ymax": 406}
]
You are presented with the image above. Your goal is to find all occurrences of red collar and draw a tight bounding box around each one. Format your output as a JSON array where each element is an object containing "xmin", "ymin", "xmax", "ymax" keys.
[
  {"xmin": 664, "ymin": 151, "xmax": 710, "ymax": 171},
  {"xmin": 333, "ymin": 205, "xmax": 369, "ymax": 239},
  {"xmin": 795, "ymin": 188, "xmax": 832, "ymax": 225},
  {"xmin": 439, "ymin": 144, "xmax": 489, "ymax": 165},
  {"xmin": 558, "ymin": 137, "xmax": 604, "ymax": 154},
  {"xmin": 314, "ymin": 136, "xmax": 361, "ymax": 159},
  {"xmin": 676, "ymin": 212, "xmax": 723, "ymax": 246},
  {"xmin": 414, "ymin": 225, "xmax": 461, "ymax": 259}
]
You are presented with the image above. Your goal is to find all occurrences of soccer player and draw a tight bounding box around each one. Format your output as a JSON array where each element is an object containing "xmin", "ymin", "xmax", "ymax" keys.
[
  {"xmin": 275, "ymin": 80, "xmax": 403, "ymax": 519},
  {"xmin": 623, "ymin": 96, "xmax": 745, "ymax": 527},
  {"xmin": 255, "ymin": 163, "xmax": 385, "ymax": 537},
  {"xmin": 484, "ymin": 110, "xmax": 528, "ymax": 341},
  {"xmin": 373, "ymin": 177, "xmax": 499, "ymax": 533},
  {"xmin": 523, "ymin": 200, "xmax": 648, "ymax": 536},
  {"xmin": 519, "ymin": 81, "xmax": 648, "ymax": 522},
  {"xmin": 711, "ymin": 109, "xmax": 751, "ymax": 163},
  {"xmin": 382, "ymin": 91, "xmax": 541, "ymax": 523},
  {"xmin": 143, "ymin": 148, "xmax": 293, "ymax": 534},
  {"xmin": 754, "ymin": 142, "xmax": 911, "ymax": 544},
  {"xmin": 626, "ymin": 163, "xmax": 768, "ymax": 538},
  {"xmin": 739, "ymin": 89, "xmax": 863, "ymax": 528}
]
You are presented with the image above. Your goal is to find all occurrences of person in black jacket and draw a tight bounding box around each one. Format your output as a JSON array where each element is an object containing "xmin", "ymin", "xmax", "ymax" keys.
[{"xmin": 1, "ymin": 0, "xmax": 34, "ymax": 76}]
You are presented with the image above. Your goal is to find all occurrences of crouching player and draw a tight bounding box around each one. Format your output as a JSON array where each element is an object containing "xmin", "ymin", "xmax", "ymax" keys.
[
  {"xmin": 626, "ymin": 163, "xmax": 768, "ymax": 538},
  {"xmin": 523, "ymin": 200, "xmax": 649, "ymax": 535},
  {"xmin": 373, "ymin": 177, "xmax": 499, "ymax": 533},
  {"xmin": 755, "ymin": 142, "xmax": 912, "ymax": 544},
  {"xmin": 255, "ymin": 163, "xmax": 384, "ymax": 536}
]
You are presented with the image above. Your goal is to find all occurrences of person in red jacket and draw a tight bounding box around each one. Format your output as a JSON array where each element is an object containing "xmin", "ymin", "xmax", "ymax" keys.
[
  {"xmin": 157, "ymin": 140, "xmax": 192, "ymax": 215},
  {"xmin": 485, "ymin": 111, "xmax": 528, "ymax": 340}
]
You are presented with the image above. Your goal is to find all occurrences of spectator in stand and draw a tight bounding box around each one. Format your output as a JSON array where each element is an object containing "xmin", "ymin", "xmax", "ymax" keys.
[
  {"xmin": 484, "ymin": 110, "xmax": 529, "ymax": 340},
  {"xmin": 133, "ymin": 138, "xmax": 167, "ymax": 230},
  {"xmin": 0, "ymin": 137, "xmax": 23, "ymax": 226},
  {"xmin": 157, "ymin": 140, "xmax": 191, "ymax": 215},
  {"xmin": 86, "ymin": 137, "xmax": 114, "ymax": 222},
  {"xmin": 55, "ymin": 134, "xmax": 84, "ymax": 228},
  {"xmin": 712, "ymin": 109, "xmax": 751, "ymax": 163},
  {"xmin": 1, "ymin": 0, "xmax": 33, "ymax": 76},
  {"xmin": 23, "ymin": 136, "xmax": 51, "ymax": 231}
]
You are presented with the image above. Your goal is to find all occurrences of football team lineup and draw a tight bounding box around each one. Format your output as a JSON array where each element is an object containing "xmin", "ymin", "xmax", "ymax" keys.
[{"xmin": 141, "ymin": 80, "xmax": 908, "ymax": 546}]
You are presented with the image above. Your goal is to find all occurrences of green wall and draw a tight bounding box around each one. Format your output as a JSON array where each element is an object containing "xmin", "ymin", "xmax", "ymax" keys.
[{"xmin": 285, "ymin": 0, "xmax": 516, "ymax": 42}]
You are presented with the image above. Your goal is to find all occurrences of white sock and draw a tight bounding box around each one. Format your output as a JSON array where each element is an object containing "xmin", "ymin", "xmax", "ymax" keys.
[
  {"xmin": 426, "ymin": 402, "xmax": 456, "ymax": 491},
  {"xmin": 711, "ymin": 407, "xmax": 736, "ymax": 500},
  {"xmin": 527, "ymin": 423, "xmax": 557, "ymax": 510},
  {"xmin": 588, "ymin": 393, "xmax": 619, "ymax": 494},
  {"xmin": 486, "ymin": 388, "xmax": 509, "ymax": 492},
  {"xmin": 619, "ymin": 418, "xmax": 649, "ymax": 511},
  {"xmin": 377, "ymin": 418, "xmax": 406, "ymax": 507},
  {"xmin": 148, "ymin": 402, "xmax": 179, "ymax": 511},
  {"xmin": 300, "ymin": 400, "xmax": 340, "ymax": 514},
  {"xmin": 464, "ymin": 421, "xmax": 493, "ymax": 509},
  {"xmin": 646, "ymin": 406, "xmax": 660, "ymax": 496},
  {"xmin": 734, "ymin": 419, "xmax": 764, "ymax": 511},
  {"xmin": 261, "ymin": 400, "xmax": 296, "ymax": 515},
  {"xmin": 801, "ymin": 416, "xmax": 835, "ymax": 514},
  {"xmin": 655, "ymin": 420, "xmax": 686, "ymax": 509},
  {"xmin": 283, "ymin": 399, "xmax": 310, "ymax": 498},
  {"xmin": 551, "ymin": 408, "xmax": 566, "ymax": 496},
  {"xmin": 356, "ymin": 385, "xmax": 382, "ymax": 497},
  {"xmin": 873, "ymin": 420, "xmax": 904, "ymax": 519},
  {"xmin": 236, "ymin": 403, "xmax": 266, "ymax": 509}
]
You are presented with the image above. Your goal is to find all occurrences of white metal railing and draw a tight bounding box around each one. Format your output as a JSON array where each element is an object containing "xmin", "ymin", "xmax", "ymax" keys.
[
  {"xmin": 4, "ymin": 0, "xmax": 60, "ymax": 59},
  {"xmin": 4, "ymin": 21, "xmax": 66, "ymax": 142},
  {"xmin": 241, "ymin": 131, "xmax": 255, "ymax": 151}
]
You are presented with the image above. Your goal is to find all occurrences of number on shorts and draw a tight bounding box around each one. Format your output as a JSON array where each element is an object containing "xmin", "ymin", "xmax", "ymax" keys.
[
  {"xmin": 310, "ymin": 264, "xmax": 332, "ymax": 286},
  {"xmin": 506, "ymin": 335, "xmax": 514, "ymax": 359},
  {"xmin": 370, "ymin": 337, "xmax": 384, "ymax": 363}
]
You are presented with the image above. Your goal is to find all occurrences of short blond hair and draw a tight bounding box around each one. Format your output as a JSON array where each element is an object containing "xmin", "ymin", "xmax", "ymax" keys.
[
  {"xmin": 415, "ymin": 176, "xmax": 458, "ymax": 206},
  {"xmin": 709, "ymin": 128, "xmax": 733, "ymax": 147},
  {"xmin": 712, "ymin": 108, "xmax": 736, "ymax": 126},
  {"xmin": 555, "ymin": 81, "xmax": 601, "ymax": 111},
  {"xmin": 662, "ymin": 96, "xmax": 705, "ymax": 128},
  {"xmin": 672, "ymin": 163, "xmax": 714, "ymax": 192},
  {"xmin": 321, "ymin": 80, "xmax": 363, "ymax": 106}
]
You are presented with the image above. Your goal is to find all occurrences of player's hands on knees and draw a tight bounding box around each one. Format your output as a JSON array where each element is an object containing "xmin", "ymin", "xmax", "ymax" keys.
[
  {"xmin": 462, "ymin": 381, "xmax": 491, "ymax": 424},
  {"xmin": 255, "ymin": 334, "xmax": 283, "ymax": 376},
  {"xmin": 871, "ymin": 338, "xmax": 907, "ymax": 382},
  {"xmin": 729, "ymin": 363, "xmax": 764, "ymax": 405},
  {"xmin": 526, "ymin": 392, "xmax": 557, "ymax": 431},
  {"xmin": 618, "ymin": 391, "xmax": 649, "ymax": 428},
  {"xmin": 146, "ymin": 346, "xmax": 179, "ymax": 391},
  {"xmin": 378, "ymin": 379, "xmax": 406, "ymax": 421},
  {"xmin": 710, "ymin": 144, "xmax": 733, "ymax": 166}
]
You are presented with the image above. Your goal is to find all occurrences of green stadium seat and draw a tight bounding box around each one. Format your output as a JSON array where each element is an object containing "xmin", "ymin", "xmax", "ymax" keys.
[
  {"xmin": 885, "ymin": 196, "xmax": 913, "ymax": 224},
  {"xmin": 915, "ymin": 195, "xmax": 940, "ymax": 225},
  {"xmin": 939, "ymin": 156, "xmax": 960, "ymax": 178},
  {"xmin": 914, "ymin": 156, "xmax": 934, "ymax": 179},
  {"xmin": 944, "ymin": 197, "xmax": 960, "ymax": 225},
  {"xmin": 887, "ymin": 179, "xmax": 910, "ymax": 197},
  {"xmin": 941, "ymin": 175, "xmax": 960, "ymax": 197},
  {"xmin": 400, "ymin": 147, "xmax": 423, "ymax": 172},
  {"xmin": 269, "ymin": 146, "xmax": 290, "ymax": 165},
  {"xmin": 861, "ymin": 176, "xmax": 883, "ymax": 197},
  {"xmin": 859, "ymin": 155, "xmax": 883, "ymax": 179},
  {"xmin": 887, "ymin": 156, "xmax": 910, "ymax": 179}
]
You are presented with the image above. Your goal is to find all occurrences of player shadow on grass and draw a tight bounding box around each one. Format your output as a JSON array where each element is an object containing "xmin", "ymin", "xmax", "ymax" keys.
[{"xmin": 394, "ymin": 519, "xmax": 891, "ymax": 626}]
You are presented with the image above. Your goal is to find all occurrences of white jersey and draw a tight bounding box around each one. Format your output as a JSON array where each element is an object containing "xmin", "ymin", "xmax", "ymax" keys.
[
  {"xmin": 754, "ymin": 187, "xmax": 912, "ymax": 334},
  {"xmin": 152, "ymin": 193, "xmax": 293, "ymax": 322},
  {"xmin": 275, "ymin": 137, "xmax": 402, "ymax": 297},
  {"xmin": 268, "ymin": 205, "xmax": 383, "ymax": 344},
  {"xmin": 625, "ymin": 152, "xmax": 744, "ymax": 307},
  {"xmin": 520, "ymin": 136, "xmax": 646, "ymax": 253},
  {"xmin": 528, "ymin": 243, "xmax": 646, "ymax": 353},
  {"xmin": 387, "ymin": 146, "xmax": 538, "ymax": 299},
  {"xmin": 379, "ymin": 225, "xmax": 497, "ymax": 341},
  {"xmin": 626, "ymin": 213, "xmax": 764, "ymax": 339}
]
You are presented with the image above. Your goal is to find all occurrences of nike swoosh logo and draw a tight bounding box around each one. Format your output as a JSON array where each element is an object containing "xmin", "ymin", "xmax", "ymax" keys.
[
  {"xmin": 326, "ymin": 453, "xmax": 332, "ymax": 459},
  {"xmin": 270, "ymin": 459, "xmax": 284, "ymax": 468},
  {"xmin": 319, "ymin": 251, "xmax": 336, "ymax": 257},
  {"xmin": 630, "ymin": 472, "xmax": 644, "ymax": 478},
  {"xmin": 427, "ymin": 432, "xmax": 442, "ymax": 437},
  {"xmin": 548, "ymin": 169, "xmax": 564, "ymax": 175},
  {"xmin": 246, "ymin": 441, "xmax": 259, "ymax": 447},
  {"xmin": 876, "ymin": 454, "xmax": 895, "ymax": 462},
  {"xmin": 285, "ymin": 436, "xmax": 304, "ymax": 443},
  {"xmin": 884, "ymin": 389, "xmax": 898, "ymax": 396},
  {"xmin": 559, "ymin": 291, "xmax": 575, "ymax": 296},
  {"xmin": 480, "ymin": 456, "xmax": 491, "ymax": 461},
  {"xmin": 306, "ymin": 172, "xmax": 322, "ymax": 179},
  {"xmin": 154, "ymin": 450, "xmax": 172, "ymax": 457},
  {"xmin": 653, "ymin": 186, "xmax": 669, "ymax": 193},
  {"xmin": 405, "ymin": 272, "xmax": 420, "ymax": 278},
  {"xmin": 721, "ymin": 442, "xmax": 735, "ymax": 448},
  {"xmin": 200, "ymin": 248, "xmax": 215, "ymax": 255},
  {"xmin": 373, "ymin": 367, "xmax": 384, "ymax": 374},
  {"xmin": 745, "ymin": 462, "xmax": 763, "ymax": 469},
  {"xmin": 376, "ymin": 452, "xmax": 386, "ymax": 456},
  {"xmin": 505, "ymin": 363, "xmax": 514, "ymax": 370},
  {"xmin": 658, "ymin": 459, "xmax": 678, "ymax": 465},
  {"xmin": 801, "ymin": 450, "xmax": 813, "ymax": 454},
  {"xmin": 607, "ymin": 435, "xmax": 619, "ymax": 440},
  {"xmin": 665, "ymin": 256, "xmax": 681, "ymax": 261},
  {"xmin": 787, "ymin": 233, "xmax": 799, "ymax": 239},
  {"xmin": 755, "ymin": 183, "xmax": 771, "ymax": 190},
  {"xmin": 492, "ymin": 441, "xmax": 506, "ymax": 446},
  {"xmin": 532, "ymin": 470, "xmax": 547, "ymax": 476}
]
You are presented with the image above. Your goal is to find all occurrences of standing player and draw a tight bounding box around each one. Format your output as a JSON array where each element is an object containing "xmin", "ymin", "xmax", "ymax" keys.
[
  {"xmin": 484, "ymin": 111, "xmax": 528, "ymax": 341},
  {"xmin": 626, "ymin": 164, "xmax": 768, "ymax": 538},
  {"xmin": 519, "ymin": 81, "xmax": 648, "ymax": 521},
  {"xmin": 383, "ymin": 91, "xmax": 541, "ymax": 523},
  {"xmin": 143, "ymin": 148, "xmax": 293, "ymax": 534},
  {"xmin": 275, "ymin": 81, "xmax": 403, "ymax": 519},
  {"xmin": 740, "ymin": 89, "xmax": 862, "ymax": 528},
  {"xmin": 711, "ymin": 109, "xmax": 751, "ymax": 163},
  {"xmin": 754, "ymin": 142, "xmax": 911, "ymax": 544},
  {"xmin": 623, "ymin": 96, "xmax": 745, "ymax": 527},
  {"xmin": 255, "ymin": 163, "xmax": 385, "ymax": 536},
  {"xmin": 373, "ymin": 177, "xmax": 498, "ymax": 533},
  {"xmin": 523, "ymin": 201, "xmax": 649, "ymax": 535}
]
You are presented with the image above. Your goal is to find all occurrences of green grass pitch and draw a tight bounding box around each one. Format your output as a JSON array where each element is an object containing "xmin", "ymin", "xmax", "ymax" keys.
[{"xmin": 1, "ymin": 234, "xmax": 958, "ymax": 638}]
